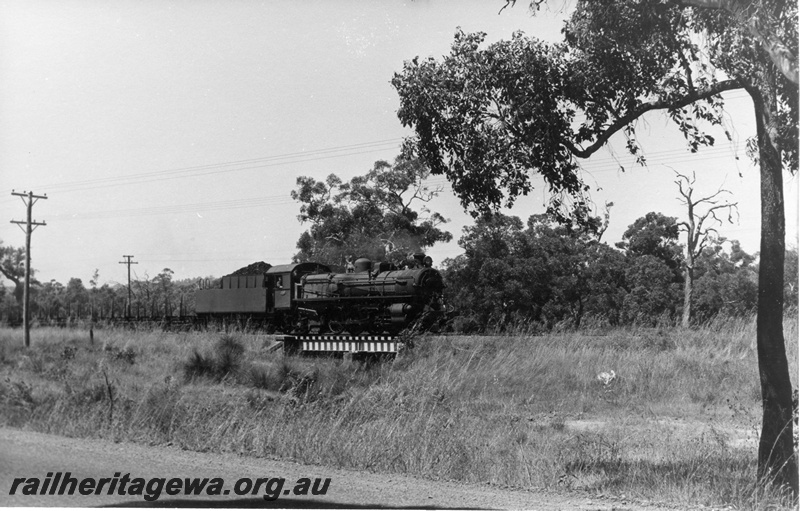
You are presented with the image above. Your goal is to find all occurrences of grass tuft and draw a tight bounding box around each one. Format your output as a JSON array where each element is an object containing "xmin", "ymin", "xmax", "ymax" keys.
[
  {"xmin": 182, "ymin": 334, "xmax": 245, "ymax": 382},
  {"xmin": 183, "ymin": 350, "xmax": 216, "ymax": 381}
]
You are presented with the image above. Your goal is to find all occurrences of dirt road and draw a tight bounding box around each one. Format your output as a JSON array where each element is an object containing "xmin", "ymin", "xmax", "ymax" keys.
[{"xmin": 1, "ymin": 427, "xmax": 673, "ymax": 509}]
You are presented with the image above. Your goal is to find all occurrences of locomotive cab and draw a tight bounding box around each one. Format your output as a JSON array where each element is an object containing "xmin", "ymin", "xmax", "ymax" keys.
[{"xmin": 266, "ymin": 263, "xmax": 331, "ymax": 311}]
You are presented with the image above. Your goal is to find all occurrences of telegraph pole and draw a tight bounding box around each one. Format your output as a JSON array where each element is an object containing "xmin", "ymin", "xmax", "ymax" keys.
[
  {"xmin": 119, "ymin": 255, "xmax": 137, "ymax": 317},
  {"xmin": 10, "ymin": 190, "xmax": 47, "ymax": 348}
]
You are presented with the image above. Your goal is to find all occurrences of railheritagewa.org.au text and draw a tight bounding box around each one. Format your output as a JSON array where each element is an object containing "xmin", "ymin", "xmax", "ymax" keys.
[{"xmin": 9, "ymin": 472, "xmax": 331, "ymax": 501}]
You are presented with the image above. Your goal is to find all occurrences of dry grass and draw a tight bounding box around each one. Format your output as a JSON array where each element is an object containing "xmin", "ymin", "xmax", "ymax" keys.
[{"xmin": 0, "ymin": 316, "xmax": 797, "ymax": 509}]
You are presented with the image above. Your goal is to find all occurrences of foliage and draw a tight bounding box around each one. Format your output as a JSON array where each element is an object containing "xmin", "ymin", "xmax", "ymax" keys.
[
  {"xmin": 616, "ymin": 212, "xmax": 682, "ymax": 271},
  {"xmin": 65, "ymin": 278, "xmax": 89, "ymax": 314},
  {"xmin": 621, "ymin": 255, "xmax": 682, "ymax": 324},
  {"xmin": 692, "ymin": 238, "xmax": 759, "ymax": 320},
  {"xmin": 393, "ymin": 1, "xmax": 796, "ymax": 216},
  {"xmin": 615, "ymin": 213, "xmax": 683, "ymax": 324},
  {"xmin": 291, "ymin": 154, "xmax": 452, "ymax": 267},
  {"xmin": 0, "ymin": 265, "xmax": 200, "ymax": 325},
  {"xmin": 443, "ymin": 211, "xmax": 772, "ymax": 332},
  {"xmin": 0, "ymin": 241, "xmax": 33, "ymax": 323},
  {"xmin": 444, "ymin": 212, "xmax": 629, "ymax": 330},
  {"xmin": 0, "ymin": 241, "xmax": 26, "ymax": 284}
]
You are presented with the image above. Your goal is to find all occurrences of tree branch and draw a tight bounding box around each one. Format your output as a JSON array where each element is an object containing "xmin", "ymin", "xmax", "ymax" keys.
[{"xmin": 564, "ymin": 80, "xmax": 744, "ymax": 159}]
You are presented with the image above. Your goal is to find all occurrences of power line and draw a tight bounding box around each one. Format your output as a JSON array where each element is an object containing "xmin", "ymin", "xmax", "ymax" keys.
[
  {"xmin": 0, "ymin": 136, "xmax": 751, "ymax": 208},
  {"xmin": 56, "ymin": 196, "xmax": 297, "ymax": 221},
  {"xmin": 0, "ymin": 138, "xmax": 404, "ymax": 201},
  {"xmin": 52, "ymin": 145, "xmax": 402, "ymax": 194},
  {"xmin": 0, "ymin": 135, "xmax": 754, "ymax": 219},
  {"xmin": 4, "ymin": 139, "xmax": 761, "ymax": 227}
]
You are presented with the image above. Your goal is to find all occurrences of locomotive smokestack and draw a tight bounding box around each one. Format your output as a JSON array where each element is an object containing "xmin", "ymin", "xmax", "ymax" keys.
[{"xmin": 354, "ymin": 258, "xmax": 372, "ymax": 273}]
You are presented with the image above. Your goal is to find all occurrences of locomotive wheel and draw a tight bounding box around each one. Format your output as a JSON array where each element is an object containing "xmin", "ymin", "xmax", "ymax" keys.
[{"xmin": 328, "ymin": 320, "xmax": 345, "ymax": 334}]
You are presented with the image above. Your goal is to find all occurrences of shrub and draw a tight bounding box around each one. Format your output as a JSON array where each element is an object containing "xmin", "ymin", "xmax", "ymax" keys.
[
  {"xmin": 214, "ymin": 335, "xmax": 244, "ymax": 377},
  {"xmin": 248, "ymin": 363, "xmax": 274, "ymax": 390},
  {"xmin": 114, "ymin": 347, "xmax": 137, "ymax": 365},
  {"xmin": 1, "ymin": 377, "xmax": 35, "ymax": 409},
  {"xmin": 246, "ymin": 361, "xmax": 297, "ymax": 392},
  {"xmin": 183, "ymin": 350, "xmax": 216, "ymax": 381},
  {"xmin": 60, "ymin": 346, "xmax": 78, "ymax": 360},
  {"xmin": 182, "ymin": 334, "xmax": 245, "ymax": 382}
]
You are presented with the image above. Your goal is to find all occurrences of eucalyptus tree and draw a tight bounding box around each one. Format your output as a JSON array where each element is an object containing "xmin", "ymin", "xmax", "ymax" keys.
[
  {"xmin": 0, "ymin": 241, "xmax": 26, "ymax": 309},
  {"xmin": 393, "ymin": 0, "xmax": 797, "ymax": 490},
  {"xmin": 616, "ymin": 213, "xmax": 684, "ymax": 323},
  {"xmin": 692, "ymin": 238, "xmax": 759, "ymax": 320},
  {"xmin": 444, "ymin": 212, "xmax": 627, "ymax": 330},
  {"xmin": 616, "ymin": 212, "xmax": 683, "ymax": 271},
  {"xmin": 291, "ymin": 155, "xmax": 452, "ymax": 267}
]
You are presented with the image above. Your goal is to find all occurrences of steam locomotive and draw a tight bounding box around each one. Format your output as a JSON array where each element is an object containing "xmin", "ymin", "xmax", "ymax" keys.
[{"xmin": 195, "ymin": 253, "xmax": 445, "ymax": 334}]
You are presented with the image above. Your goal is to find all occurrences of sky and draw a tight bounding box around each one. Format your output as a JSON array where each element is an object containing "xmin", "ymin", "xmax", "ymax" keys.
[{"xmin": 0, "ymin": 0, "xmax": 797, "ymax": 288}]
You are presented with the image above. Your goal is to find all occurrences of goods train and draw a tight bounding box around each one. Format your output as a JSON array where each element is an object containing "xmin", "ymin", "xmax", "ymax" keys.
[{"xmin": 194, "ymin": 253, "xmax": 446, "ymax": 335}]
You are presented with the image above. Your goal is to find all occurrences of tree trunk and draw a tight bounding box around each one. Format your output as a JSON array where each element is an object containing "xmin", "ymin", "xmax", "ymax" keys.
[
  {"xmin": 682, "ymin": 263, "xmax": 693, "ymax": 328},
  {"xmin": 748, "ymin": 70, "xmax": 798, "ymax": 493}
]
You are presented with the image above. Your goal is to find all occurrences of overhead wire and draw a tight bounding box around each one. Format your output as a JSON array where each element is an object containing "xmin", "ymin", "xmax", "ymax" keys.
[
  {"xmin": 1, "ymin": 133, "xmax": 749, "ymax": 204},
  {"xmin": 7, "ymin": 133, "xmax": 759, "ymax": 223},
  {"xmin": 1, "ymin": 88, "xmax": 760, "ymax": 211},
  {"xmin": 46, "ymin": 144, "xmax": 752, "ymax": 222},
  {"xmin": 0, "ymin": 138, "xmax": 404, "ymax": 202}
]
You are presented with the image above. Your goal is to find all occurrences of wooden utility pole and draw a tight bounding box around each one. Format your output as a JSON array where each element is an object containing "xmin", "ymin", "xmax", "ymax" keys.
[
  {"xmin": 118, "ymin": 255, "xmax": 137, "ymax": 317},
  {"xmin": 10, "ymin": 190, "xmax": 47, "ymax": 348}
]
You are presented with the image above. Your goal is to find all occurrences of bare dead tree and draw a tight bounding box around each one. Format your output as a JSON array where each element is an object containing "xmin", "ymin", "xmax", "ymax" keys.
[{"xmin": 674, "ymin": 171, "xmax": 739, "ymax": 327}]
